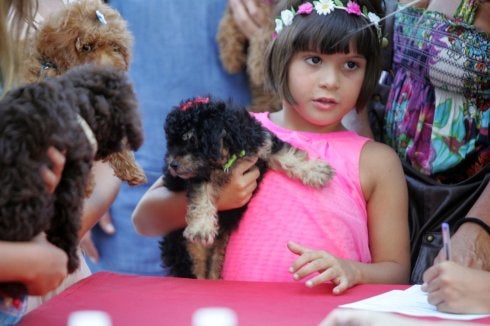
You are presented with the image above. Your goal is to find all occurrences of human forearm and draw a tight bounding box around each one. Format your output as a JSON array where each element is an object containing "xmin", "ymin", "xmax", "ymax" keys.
[
  {"xmin": 0, "ymin": 236, "xmax": 68, "ymax": 295},
  {"xmin": 0, "ymin": 241, "xmax": 37, "ymax": 282},
  {"xmin": 465, "ymin": 182, "xmax": 490, "ymax": 223},
  {"xmin": 79, "ymin": 161, "xmax": 121, "ymax": 237},
  {"xmin": 132, "ymin": 177, "xmax": 188, "ymax": 236},
  {"xmin": 353, "ymin": 261, "xmax": 410, "ymax": 285},
  {"xmin": 441, "ymin": 183, "xmax": 490, "ymax": 270}
]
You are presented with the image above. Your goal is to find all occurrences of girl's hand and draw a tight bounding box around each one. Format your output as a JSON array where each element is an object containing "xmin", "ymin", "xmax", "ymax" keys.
[
  {"xmin": 287, "ymin": 241, "xmax": 360, "ymax": 294},
  {"xmin": 216, "ymin": 157, "xmax": 260, "ymax": 211},
  {"xmin": 41, "ymin": 146, "xmax": 65, "ymax": 193}
]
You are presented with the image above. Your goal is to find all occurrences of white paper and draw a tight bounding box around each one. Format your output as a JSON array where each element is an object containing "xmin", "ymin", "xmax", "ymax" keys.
[{"xmin": 339, "ymin": 285, "xmax": 490, "ymax": 321}]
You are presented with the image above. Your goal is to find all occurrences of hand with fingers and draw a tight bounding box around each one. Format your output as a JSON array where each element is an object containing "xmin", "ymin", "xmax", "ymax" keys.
[
  {"xmin": 422, "ymin": 261, "xmax": 490, "ymax": 314},
  {"xmin": 228, "ymin": 0, "xmax": 269, "ymax": 39},
  {"xmin": 287, "ymin": 241, "xmax": 360, "ymax": 295},
  {"xmin": 216, "ymin": 157, "xmax": 260, "ymax": 211},
  {"xmin": 41, "ymin": 146, "xmax": 66, "ymax": 194}
]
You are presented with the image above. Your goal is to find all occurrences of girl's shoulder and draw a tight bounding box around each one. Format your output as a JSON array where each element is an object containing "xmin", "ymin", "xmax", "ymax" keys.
[
  {"xmin": 359, "ymin": 141, "xmax": 405, "ymax": 199},
  {"xmin": 361, "ymin": 140, "xmax": 402, "ymax": 170}
]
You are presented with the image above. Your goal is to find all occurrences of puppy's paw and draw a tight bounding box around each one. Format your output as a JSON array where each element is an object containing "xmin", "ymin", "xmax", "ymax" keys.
[
  {"xmin": 301, "ymin": 160, "xmax": 335, "ymax": 188},
  {"xmin": 183, "ymin": 218, "xmax": 219, "ymax": 247}
]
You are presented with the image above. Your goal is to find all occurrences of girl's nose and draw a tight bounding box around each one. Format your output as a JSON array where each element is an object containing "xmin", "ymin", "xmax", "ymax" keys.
[{"xmin": 319, "ymin": 66, "xmax": 340, "ymax": 90}]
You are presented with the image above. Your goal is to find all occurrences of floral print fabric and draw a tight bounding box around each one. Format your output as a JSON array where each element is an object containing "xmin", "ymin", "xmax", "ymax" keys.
[{"xmin": 384, "ymin": 2, "xmax": 489, "ymax": 182}]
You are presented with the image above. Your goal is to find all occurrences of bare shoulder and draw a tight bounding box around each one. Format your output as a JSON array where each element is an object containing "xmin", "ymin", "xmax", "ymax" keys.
[
  {"xmin": 360, "ymin": 141, "xmax": 402, "ymax": 172},
  {"xmin": 359, "ymin": 141, "xmax": 405, "ymax": 200}
]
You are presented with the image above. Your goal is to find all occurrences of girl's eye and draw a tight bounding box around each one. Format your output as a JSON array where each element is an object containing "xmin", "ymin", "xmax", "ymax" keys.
[
  {"xmin": 305, "ymin": 56, "xmax": 322, "ymax": 65},
  {"xmin": 344, "ymin": 61, "xmax": 359, "ymax": 70}
]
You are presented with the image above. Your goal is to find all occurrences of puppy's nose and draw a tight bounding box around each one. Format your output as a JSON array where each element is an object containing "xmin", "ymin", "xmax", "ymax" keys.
[{"xmin": 169, "ymin": 161, "xmax": 179, "ymax": 170}]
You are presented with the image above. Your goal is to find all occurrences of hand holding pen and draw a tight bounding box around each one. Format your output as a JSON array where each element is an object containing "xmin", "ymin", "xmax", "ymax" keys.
[{"xmin": 441, "ymin": 222, "xmax": 451, "ymax": 261}]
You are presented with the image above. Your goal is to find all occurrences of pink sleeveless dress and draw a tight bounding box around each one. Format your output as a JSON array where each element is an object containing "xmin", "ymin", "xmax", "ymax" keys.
[{"xmin": 221, "ymin": 113, "xmax": 371, "ymax": 282}]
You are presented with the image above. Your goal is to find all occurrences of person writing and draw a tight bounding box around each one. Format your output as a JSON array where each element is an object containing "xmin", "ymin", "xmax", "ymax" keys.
[
  {"xmin": 382, "ymin": 0, "xmax": 490, "ymax": 282},
  {"xmin": 133, "ymin": 0, "xmax": 410, "ymax": 293}
]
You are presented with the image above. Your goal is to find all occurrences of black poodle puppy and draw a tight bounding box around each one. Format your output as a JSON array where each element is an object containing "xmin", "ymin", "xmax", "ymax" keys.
[
  {"xmin": 0, "ymin": 64, "xmax": 142, "ymax": 298},
  {"xmin": 160, "ymin": 96, "xmax": 334, "ymax": 279}
]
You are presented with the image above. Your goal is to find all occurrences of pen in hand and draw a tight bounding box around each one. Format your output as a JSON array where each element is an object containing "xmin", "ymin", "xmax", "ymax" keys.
[{"xmin": 441, "ymin": 222, "xmax": 451, "ymax": 261}]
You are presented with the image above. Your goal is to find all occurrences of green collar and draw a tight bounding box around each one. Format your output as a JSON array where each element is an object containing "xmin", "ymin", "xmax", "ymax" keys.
[{"xmin": 223, "ymin": 150, "xmax": 246, "ymax": 173}]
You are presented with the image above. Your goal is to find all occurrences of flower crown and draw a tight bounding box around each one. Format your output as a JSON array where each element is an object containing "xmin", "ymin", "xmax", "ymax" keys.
[{"xmin": 274, "ymin": 0, "xmax": 381, "ymax": 39}]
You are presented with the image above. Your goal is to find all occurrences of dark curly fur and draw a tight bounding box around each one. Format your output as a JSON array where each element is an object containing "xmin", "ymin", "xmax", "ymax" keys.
[
  {"xmin": 0, "ymin": 64, "xmax": 142, "ymax": 298},
  {"xmin": 160, "ymin": 97, "xmax": 333, "ymax": 279}
]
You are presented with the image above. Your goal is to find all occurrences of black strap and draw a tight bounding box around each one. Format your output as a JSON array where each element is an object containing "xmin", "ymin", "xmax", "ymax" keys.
[{"xmin": 381, "ymin": 0, "xmax": 398, "ymax": 72}]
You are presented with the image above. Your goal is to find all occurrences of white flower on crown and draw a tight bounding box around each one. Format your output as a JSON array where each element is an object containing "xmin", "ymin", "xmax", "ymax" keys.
[
  {"xmin": 314, "ymin": 0, "xmax": 335, "ymax": 15},
  {"xmin": 281, "ymin": 9, "xmax": 295, "ymax": 26},
  {"xmin": 273, "ymin": 0, "xmax": 382, "ymax": 40},
  {"xmin": 275, "ymin": 18, "xmax": 284, "ymax": 33},
  {"xmin": 367, "ymin": 12, "xmax": 380, "ymax": 25}
]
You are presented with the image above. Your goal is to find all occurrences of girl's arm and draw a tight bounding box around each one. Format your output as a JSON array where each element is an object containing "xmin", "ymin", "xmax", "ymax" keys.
[
  {"xmin": 79, "ymin": 161, "xmax": 121, "ymax": 238},
  {"xmin": 288, "ymin": 142, "xmax": 410, "ymax": 294},
  {"xmin": 359, "ymin": 141, "xmax": 410, "ymax": 283},
  {"xmin": 132, "ymin": 158, "xmax": 260, "ymax": 236}
]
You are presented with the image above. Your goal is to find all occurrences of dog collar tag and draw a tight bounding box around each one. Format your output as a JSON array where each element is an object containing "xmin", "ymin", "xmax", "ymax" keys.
[{"xmin": 96, "ymin": 10, "xmax": 108, "ymax": 25}]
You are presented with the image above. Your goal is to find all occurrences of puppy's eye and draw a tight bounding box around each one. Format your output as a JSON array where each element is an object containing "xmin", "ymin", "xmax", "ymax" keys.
[
  {"xmin": 81, "ymin": 44, "xmax": 92, "ymax": 52},
  {"xmin": 182, "ymin": 131, "xmax": 193, "ymax": 141}
]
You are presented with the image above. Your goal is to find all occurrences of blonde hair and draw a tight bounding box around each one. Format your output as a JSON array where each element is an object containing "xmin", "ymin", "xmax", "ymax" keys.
[{"xmin": 0, "ymin": 0, "xmax": 37, "ymax": 95}]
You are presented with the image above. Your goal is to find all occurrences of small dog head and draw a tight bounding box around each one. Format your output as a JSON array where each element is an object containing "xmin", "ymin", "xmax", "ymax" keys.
[
  {"xmin": 35, "ymin": 0, "xmax": 132, "ymax": 75},
  {"xmin": 57, "ymin": 64, "xmax": 143, "ymax": 160},
  {"xmin": 164, "ymin": 97, "xmax": 265, "ymax": 179}
]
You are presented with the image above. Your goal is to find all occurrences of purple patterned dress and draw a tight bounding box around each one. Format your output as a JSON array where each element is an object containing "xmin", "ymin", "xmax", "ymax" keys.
[{"xmin": 384, "ymin": 0, "xmax": 489, "ymax": 183}]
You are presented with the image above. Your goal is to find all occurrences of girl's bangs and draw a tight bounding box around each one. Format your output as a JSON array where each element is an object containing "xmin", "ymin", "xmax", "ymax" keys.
[{"xmin": 292, "ymin": 11, "xmax": 377, "ymax": 56}]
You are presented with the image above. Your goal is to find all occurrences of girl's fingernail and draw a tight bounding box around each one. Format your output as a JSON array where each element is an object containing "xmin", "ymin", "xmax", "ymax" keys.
[{"xmin": 306, "ymin": 280, "xmax": 313, "ymax": 287}]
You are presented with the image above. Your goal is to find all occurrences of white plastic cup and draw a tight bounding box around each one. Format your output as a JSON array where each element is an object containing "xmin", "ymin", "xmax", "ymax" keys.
[
  {"xmin": 67, "ymin": 310, "xmax": 112, "ymax": 326},
  {"xmin": 192, "ymin": 307, "xmax": 238, "ymax": 326}
]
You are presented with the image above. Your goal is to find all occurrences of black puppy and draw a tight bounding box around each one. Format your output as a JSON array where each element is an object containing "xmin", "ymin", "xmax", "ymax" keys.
[
  {"xmin": 160, "ymin": 96, "xmax": 334, "ymax": 279},
  {"xmin": 0, "ymin": 64, "xmax": 143, "ymax": 298}
]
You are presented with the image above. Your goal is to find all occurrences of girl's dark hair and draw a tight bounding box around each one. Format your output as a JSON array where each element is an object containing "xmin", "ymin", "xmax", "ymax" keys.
[{"xmin": 265, "ymin": 0, "xmax": 385, "ymax": 111}]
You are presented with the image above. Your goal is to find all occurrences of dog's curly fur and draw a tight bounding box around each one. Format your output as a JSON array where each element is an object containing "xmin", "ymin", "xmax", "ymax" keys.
[
  {"xmin": 20, "ymin": 0, "xmax": 146, "ymax": 186},
  {"xmin": 216, "ymin": 1, "xmax": 280, "ymax": 112},
  {"xmin": 160, "ymin": 96, "xmax": 334, "ymax": 279},
  {"xmin": 0, "ymin": 64, "xmax": 143, "ymax": 297}
]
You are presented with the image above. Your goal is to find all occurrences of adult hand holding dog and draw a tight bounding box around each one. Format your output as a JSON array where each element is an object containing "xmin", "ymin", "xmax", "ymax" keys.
[
  {"xmin": 0, "ymin": 233, "xmax": 68, "ymax": 296},
  {"xmin": 229, "ymin": 0, "xmax": 269, "ymax": 39},
  {"xmin": 41, "ymin": 147, "xmax": 66, "ymax": 194}
]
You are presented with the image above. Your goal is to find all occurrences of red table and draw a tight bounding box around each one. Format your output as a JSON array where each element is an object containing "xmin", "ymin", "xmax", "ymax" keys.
[{"xmin": 19, "ymin": 272, "xmax": 490, "ymax": 326}]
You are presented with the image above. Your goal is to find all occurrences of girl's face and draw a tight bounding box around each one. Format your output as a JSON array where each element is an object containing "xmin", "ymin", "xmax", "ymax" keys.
[{"xmin": 281, "ymin": 49, "xmax": 366, "ymax": 133}]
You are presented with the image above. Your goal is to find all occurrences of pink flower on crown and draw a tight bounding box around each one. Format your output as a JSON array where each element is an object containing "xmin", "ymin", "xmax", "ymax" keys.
[
  {"xmin": 346, "ymin": 1, "xmax": 361, "ymax": 16},
  {"xmin": 297, "ymin": 2, "xmax": 314, "ymax": 15}
]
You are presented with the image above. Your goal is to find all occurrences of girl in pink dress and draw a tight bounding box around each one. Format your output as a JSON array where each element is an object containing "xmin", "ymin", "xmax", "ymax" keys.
[{"xmin": 133, "ymin": 0, "xmax": 410, "ymax": 294}]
